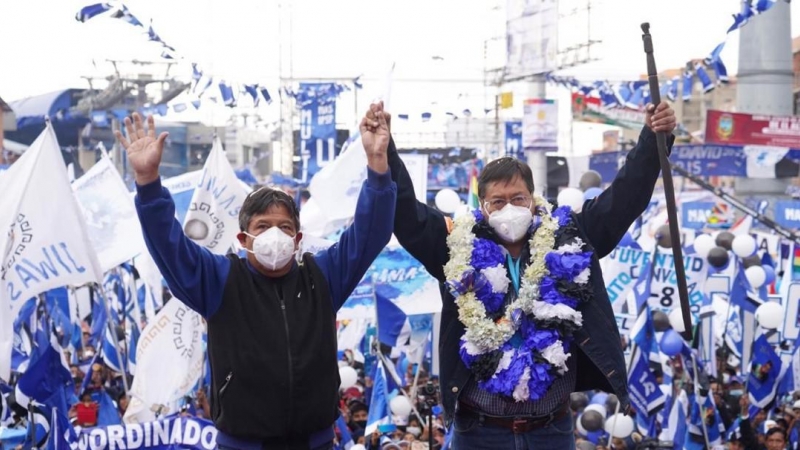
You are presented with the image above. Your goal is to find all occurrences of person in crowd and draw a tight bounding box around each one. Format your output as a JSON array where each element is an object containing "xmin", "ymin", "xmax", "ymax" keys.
[
  {"xmin": 75, "ymin": 392, "xmax": 98, "ymax": 428},
  {"xmin": 711, "ymin": 380, "xmax": 735, "ymax": 429},
  {"xmin": 349, "ymin": 400, "xmax": 369, "ymax": 431},
  {"xmin": 117, "ymin": 393, "xmax": 129, "ymax": 416},
  {"xmin": 370, "ymin": 94, "xmax": 675, "ymax": 448},
  {"xmin": 116, "ymin": 110, "xmax": 394, "ymax": 450},
  {"xmin": 765, "ymin": 427, "xmax": 788, "ymax": 450}
]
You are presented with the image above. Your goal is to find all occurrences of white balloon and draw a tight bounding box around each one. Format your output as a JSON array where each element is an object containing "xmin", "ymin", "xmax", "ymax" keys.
[
  {"xmin": 584, "ymin": 403, "xmax": 607, "ymax": 418},
  {"xmin": 557, "ymin": 188, "xmax": 585, "ymax": 212},
  {"xmin": 352, "ymin": 445, "xmax": 367, "ymax": 450},
  {"xmin": 732, "ymin": 234, "xmax": 757, "ymax": 258},
  {"xmin": 692, "ymin": 234, "xmax": 716, "ymax": 259},
  {"xmin": 604, "ymin": 413, "xmax": 635, "ymax": 438},
  {"xmin": 668, "ymin": 307, "xmax": 688, "ymax": 333},
  {"xmin": 755, "ymin": 302, "xmax": 784, "ymax": 329},
  {"xmin": 576, "ymin": 414, "xmax": 589, "ymax": 436},
  {"xmin": 745, "ymin": 265, "xmax": 767, "ymax": 289},
  {"xmin": 435, "ymin": 189, "xmax": 462, "ymax": 214},
  {"xmin": 339, "ymin": 366, "xmax": 358, "ymax": 390},
  {"xmin": 389, "ymin": 395, "xmax": 413, "ymax": 417}
]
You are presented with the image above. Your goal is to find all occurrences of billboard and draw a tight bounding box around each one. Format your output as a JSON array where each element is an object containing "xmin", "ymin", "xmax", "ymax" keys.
[{"xmin": 706, "ymin": 110, "xmax": 800, "ymax": 148}]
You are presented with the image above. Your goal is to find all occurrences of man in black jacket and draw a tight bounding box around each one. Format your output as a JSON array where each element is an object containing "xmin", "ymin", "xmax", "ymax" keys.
[
  {"xmin": 371, "ymin": 101, "xmax": 675, "ymax": 449},
  {"xmin": 117, "ymin": 110, "xmax": 396, "ymax": 450}
]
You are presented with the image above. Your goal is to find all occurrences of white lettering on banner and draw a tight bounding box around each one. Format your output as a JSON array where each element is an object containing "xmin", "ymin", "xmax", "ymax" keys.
[
  {"xmin": 671, "ymin": 160, "xmax": 704, "ymax": 176},
  {"xmin": 753, "ymin": 231, "xmax": 780, "ymax": 260},
  {"xmin": 648, "ymin": 253, "xmax": 707, "ymax": 318},
  {"xmin": 782, "ymin": 284, "xmax": 800, "ymax": 341},
  {"xmin": 787, "ymin": 209, "xmax": 800, "ymax": 221},
  {"xmin": 602, "ymin": 248, "xmax": 650, "ymax": 310},
  {"xmin": 615, "ymin": 314, "xmax": 635, "ymax": 336},
  {"xmin": 372, "ymin": 267, "xmax": 422, "ymax": 283},
  {"xmin": 78, "ymin": 418, "xmax": 218, "ymax": 450},
  {"xmin": 506, "ymin": 137, "xmax": 520, "ymax": 155},
  {"xmin": 687, "ymin": 209, "xmax": 711, "ymax": 223},
  {"xmin": 300, "ymin": 109, "xmax": 312, "ymax": 140}
]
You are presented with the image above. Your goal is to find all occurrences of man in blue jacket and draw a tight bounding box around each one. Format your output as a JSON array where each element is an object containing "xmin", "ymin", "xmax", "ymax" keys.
[
  {"xmin": 114, "ymin": 111, "xmax": 395, "ymax": 450},
  {"xmin": 374, "ymin": 102, "xmax": 676, "ymax": 449}
]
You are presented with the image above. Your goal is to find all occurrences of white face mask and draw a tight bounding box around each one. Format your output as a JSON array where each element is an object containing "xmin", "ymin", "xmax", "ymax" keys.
[
  {"xmin": 406, "ymin": 427, "xmax": 422, "ymax": 437},
  {"xmin": 487, "ymin": 204, "xmax": 533, "ymax": 243},
  {"xmin": 245, "ymin": 228, "xmax": 297, "ymax": 271}
]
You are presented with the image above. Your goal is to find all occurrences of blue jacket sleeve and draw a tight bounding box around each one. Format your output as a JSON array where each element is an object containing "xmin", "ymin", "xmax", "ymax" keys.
[
  {"xmin": 134, "ymin": 179, "xmax": 230, "ymax": 318},
  {"xmin": 386, "ymin": 138, "xmax": 449, "ymax": 282},
  {"xmin": 577, "ymin": 126, "xmax": 675, "ymax": 259},
  {"xmin": 314, "ymin": 168, "xmax": 397, "ymax": 311}
]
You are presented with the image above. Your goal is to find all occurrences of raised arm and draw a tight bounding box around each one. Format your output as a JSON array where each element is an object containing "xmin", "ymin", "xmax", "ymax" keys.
[
  {"xmin": 118, "ymin": 113, "xmax": 229, "ymax": 319},
  {"xmin": 315, "ymin": 104, "xmax": 397, "ymax": 310},
  {"xmin": 577, "ymin": 103, "xmax": 676, "ymax": 258}
]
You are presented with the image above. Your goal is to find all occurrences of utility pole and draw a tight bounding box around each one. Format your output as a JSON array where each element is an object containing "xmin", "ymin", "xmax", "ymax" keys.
[{"xmin": 527, "ymin": 78, "xmax": 548, "ymax": 197}]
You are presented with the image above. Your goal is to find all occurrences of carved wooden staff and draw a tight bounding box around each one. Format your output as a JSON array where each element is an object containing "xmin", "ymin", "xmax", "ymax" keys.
[{"xmin": 641, "ymin": 23, "xmax": 693, "ymax": 341}]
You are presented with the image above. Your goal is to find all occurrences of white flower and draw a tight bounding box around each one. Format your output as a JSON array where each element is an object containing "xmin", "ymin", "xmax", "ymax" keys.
[
  {"xmin": 512, "ymin": 366, "xmax": 531, "ymax": 402},
  {"xmin": 574, "ymin": 267, "xmax": 591, "ymax": 285},
  {"xmin": 541, "ymin": 341, "xmax": 571, "ymax": 374},
  {"xmin": 555, "ymin": 238, "xmax": 585, "ymax": 255},
  {"xmin": 481, "ymin": 265, "xmax": 510, "ymax": 294},
  {"xmin": 531, "ymin": 301, "xmax": 584, "ymax": 326},
  {"xmin": 494, "ymin": 349, "xmax": 514, "ymax": 375},
  {"xmin": 461, "ymin": 339, "xmax": 483, "ymax": 356}
]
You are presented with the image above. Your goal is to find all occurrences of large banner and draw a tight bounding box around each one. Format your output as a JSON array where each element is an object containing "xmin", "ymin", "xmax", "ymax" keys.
[
  {"xmin": 297, "ymin": 83, "xmax": 338, "ymax": 182},
  {"xmin": 706, "ymin": 110, "xmax": 800, "ymax": 148},
  {"xmin": 505, "ymin": 0, "xmax": 558, "ymax": 79},
  {"xmin": 774, "ymin": 200, "xmax": 800, "ymax": 229},
  {"xmin": 76, "ymin": 415, "xmax": 217, "ymax": 450},
  {"xmin": 649, "ymin": 252, "xmax": 708, "ymax": 317},
  {"xmin": 523, "ymin": 99, "xmax": 558, "ymax": 151},
  {"xmin": 505, "ymin": 120, "xmax": 523, "ymax": 158},
  {"xmin": 681, "ymin": 201, "xmax": 716, "ymax": 230}
]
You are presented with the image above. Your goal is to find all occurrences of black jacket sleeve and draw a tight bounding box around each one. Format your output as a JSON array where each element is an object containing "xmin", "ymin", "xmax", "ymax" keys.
[
  {"xmin": 387, "ymin": 137, "xmax": 449, "ymax": 282},
  {"xmin": 576, "ymin": 126, "xmax": 675, "ymax": 258},
  {"xmin": 739, "ymin": 417, "xmax": 760, "ymax": 450}
]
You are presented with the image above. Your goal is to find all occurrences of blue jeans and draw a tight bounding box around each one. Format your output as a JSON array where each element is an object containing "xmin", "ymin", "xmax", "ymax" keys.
[{"xmin": 451, "ymin": 411, "xmax": 576, "ymax": 450}]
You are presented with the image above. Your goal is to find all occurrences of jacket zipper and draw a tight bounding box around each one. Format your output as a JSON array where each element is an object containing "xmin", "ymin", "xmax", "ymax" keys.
[
  {"xmin": 275, "ymin": 285, "xmax": 294, "ymax": 426},
  {"xmin": 217, "ymin": 371, "xmax": 233, "ymax": 420}
]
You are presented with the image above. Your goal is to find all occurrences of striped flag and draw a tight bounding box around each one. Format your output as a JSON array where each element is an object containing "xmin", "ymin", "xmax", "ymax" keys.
[{"xmin": 468, "ymin": 165, "xmax": 480, "ymax": 210}]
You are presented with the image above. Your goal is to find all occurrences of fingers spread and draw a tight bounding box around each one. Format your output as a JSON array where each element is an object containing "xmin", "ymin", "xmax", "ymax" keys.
[
  {"xmin": 133, "ymin": 113, "xmax": 146, "ymax": 139},
  {"xmin": 147, "ymin": 115, "xmax": 157, "ymax": 139},
  {"xmin": 124, "ymin": 116, "xmax": 135, "ymax": 141},
  {"xmin": 114, "ymin": 130, "xmax": 130, "ymax": 150}
]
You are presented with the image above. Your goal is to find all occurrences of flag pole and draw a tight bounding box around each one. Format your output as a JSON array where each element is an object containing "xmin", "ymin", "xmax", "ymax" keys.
[
  {"xmin": 640, "ymin": 23, "xmax": 693, "ymax": 341},
  {"xmin": 94, "ymin": 283, "xmax": 130, "ymax": 397}
]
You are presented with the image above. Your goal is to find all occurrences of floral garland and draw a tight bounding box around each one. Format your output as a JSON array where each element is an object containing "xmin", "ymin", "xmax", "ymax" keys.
[{"xmin": 444, "ymin": 195, "xmax": 594, "ymax": 402}]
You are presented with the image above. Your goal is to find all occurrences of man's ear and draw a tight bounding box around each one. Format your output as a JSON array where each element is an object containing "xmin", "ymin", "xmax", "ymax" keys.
[
  {"xmin": 294, "ymin": 232, "xmax": 303, "ymax": 250},
  {"xmin": 237, "ymin": 232, "xmax": 249, "ymax": 249}
]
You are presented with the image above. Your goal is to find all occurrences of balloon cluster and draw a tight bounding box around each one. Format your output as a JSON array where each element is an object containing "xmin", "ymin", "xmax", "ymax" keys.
[{"xmin": 692, "ymin": 232, "xmax": 773, "ymax": 289}]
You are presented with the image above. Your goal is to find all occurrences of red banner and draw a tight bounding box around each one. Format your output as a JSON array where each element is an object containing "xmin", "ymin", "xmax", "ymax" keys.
[{"xmin": 705, "ymin": 109, "xmax": 800, "ymax": 147}]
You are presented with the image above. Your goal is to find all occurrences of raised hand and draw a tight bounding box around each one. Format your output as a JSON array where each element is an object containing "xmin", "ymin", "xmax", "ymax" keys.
[
  {"xmin": 114, "ymin": 113, "xmax": 169, "ymax": 185},
  {"xmin": 645, "ymin": 102, "xmax": 677, "ymax": 134},
  {"xmin": 359, "ymin": 102, "xmax": 390, "ymax": 174}
]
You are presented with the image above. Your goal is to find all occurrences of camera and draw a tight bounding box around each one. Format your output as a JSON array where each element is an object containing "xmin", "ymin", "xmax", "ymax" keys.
[
  {"xmin": 636, "ymin": 438, "xmax": 674, "ymax": 449},
  {"xmin": 422, "ymin": 381, "xmax": 436, "ymax": 398}
]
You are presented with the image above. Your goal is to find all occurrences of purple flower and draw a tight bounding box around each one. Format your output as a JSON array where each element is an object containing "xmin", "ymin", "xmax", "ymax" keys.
[
  {"xmin": 551, "ymin": 206, "xmax": 573, "ymax": 227},
  {"xmin": 471, "ymin": 238, "xmax": 504, "ymax": 271},
  {"xmin": 472, "ymin": 209, "xmax": 485, "ymax": 222},
  {"xmin": 527, "ymin": 362, "xmax": 554, "ymax": 400},
  {"xmin": 475, "ymin": 281, "xmax": 506, "ymax": 314},
  {"xmin": 459, "ymin": 338, "xmax": 480, "ymax": 368},
  {"xmin": 479, "ymin": 349, "xmax": 529, "ymax": 397},
  {"xmin": 539, "ymin": 276, "xmax": 579, "ymax": 308},
  {"xmin": 520, "ymin": 317, "xmax": 559, "ymax": 351},
  {"xmin": 545, "ymin": 252, "xmax": 592, "ymax": 280}
]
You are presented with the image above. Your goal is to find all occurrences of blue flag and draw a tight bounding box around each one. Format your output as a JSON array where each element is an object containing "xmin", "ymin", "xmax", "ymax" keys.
[{"xmin": 748, "ymin": 335, "xmax": 782, "ymax": 408}]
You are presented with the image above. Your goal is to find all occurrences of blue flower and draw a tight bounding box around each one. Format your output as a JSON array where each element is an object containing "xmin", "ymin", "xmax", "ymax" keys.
[
  {"xmin": 459, "ymin": 338, "xmax": 480, "ymax": 368},
  {"xmin": 471, "ymin": 238, "xmax": 505, "ymax": 271},
  {"xmin": 527, "ymin": 362, "xmax": 554, "ymax": 400},
  {"xmin": 479, "ymin": 349, "xmax": 529, "ymax": 397},
  {"xmin": 545, "ymin": 252, "xmax": 592, "ymax": 280},
  {"xmin": 551, "ymin": 206, "xmax": 573, "ymax": 227},
  {"xmin": 472, "ymin": 209, "xmax": 485, "ymax": 222},
  {"xmin": 520, "ymin": 317, "xmax": 559, "ymax": 351},
  {"xmin": 539, "ymin": 276, "xmax": 579, "ymax": 308},
  {"xmin": 475, "ymin": 281, "xmax": 506, "ymax": 314}
]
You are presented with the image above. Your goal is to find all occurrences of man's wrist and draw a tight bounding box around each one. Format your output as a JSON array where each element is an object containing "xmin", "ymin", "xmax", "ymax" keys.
[
  {"xmin": 135, "ymin": 171, "xmax": 160, "ymax": 186},
  {"xmin": 367, "ymin": 155, "xmax": 389, "ymax": 174}
]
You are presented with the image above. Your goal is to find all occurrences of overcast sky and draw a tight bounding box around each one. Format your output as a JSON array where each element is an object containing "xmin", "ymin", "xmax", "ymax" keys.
[{"xmin": 1, "ymin": 0, "xmax": 798, "ymax": 139}]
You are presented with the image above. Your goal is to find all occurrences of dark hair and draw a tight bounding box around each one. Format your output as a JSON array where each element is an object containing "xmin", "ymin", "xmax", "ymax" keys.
[
  {"xmin": 300, "ymin": 190, "xmax": 311, "ymax": 201},
  {"xmin": 239, "ymin": 187, "xmax": 300, "ymax": 232},
  {"xmin": 477, "ymin": 157, "xmax": 534, "ymax": 198},
  {"xmin": 767, "ymin": 427, "xmax": 787, "ymax": 441}
]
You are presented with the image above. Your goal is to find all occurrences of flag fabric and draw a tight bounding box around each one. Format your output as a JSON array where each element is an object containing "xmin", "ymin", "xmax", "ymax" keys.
[
  {"xmin": 468, "ymin": 166, "xmax": 480, "ymax": 210},
  {"xmin": 748, "ymin": 334, "xmax": 782, "ymax": 408},
  {"xmin": 75, "ymin": 3, "xmax": 112, "ymax": 22},
  {"xmin": 47, "ymin": 405, "xmax": 78, "ymax": 450},
  {"xmin": 183, "ymin": 138, "xmax": 249, "ymax": 255},
  {"xmin": 365, "ymin": 359, "xmax": 391, "ymax": 435},
  {"xmin": 73, "ymin": 148, "xmax": 147, "ymax": 271},
  {"xmin": 15, "ymin": 333, "xmax": 74, "ymax": 414},
  {"xmin": 376, "ymin": 291, "xmax": 408, "ymax": 348},
  {"xmin": 124, "ymin": 299, "xmax": 205, "ymax": 423},
  {"xmin": 335, "ymin": 415, "xmax": 354, "ymax": 450},
  {"xmin": 0, "ymin": 380, "xmax": 13, "ymax": 426},
  {"xmin": 95, "ymin": 389, "xmax": 122, "ymax": 426},
  {"xmin": 0, "ymin": 124, "xmax": 104, "ymax": 381}
]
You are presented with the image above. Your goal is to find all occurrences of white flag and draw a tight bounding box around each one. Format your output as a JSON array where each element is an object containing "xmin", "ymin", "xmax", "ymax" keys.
[
  {"xmin": 183, "ymin": 138, "xmax": 249, "ymax": 254},
  {"xmin": 0, "ymin": 124, "xmax": 103, "ymax": 380},
  {"xmin": 124, "ymin": 299, "xmax": 204, "ymax": 423},
  {"xmin": 72, "ymin": 147, "xmax": 147, "ymax": 271}
]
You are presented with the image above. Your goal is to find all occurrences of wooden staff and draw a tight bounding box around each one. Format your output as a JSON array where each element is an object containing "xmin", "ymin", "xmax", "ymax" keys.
[{"xmin": 641, "ymin": 23, "xmax": 693, "ymax": 341}]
